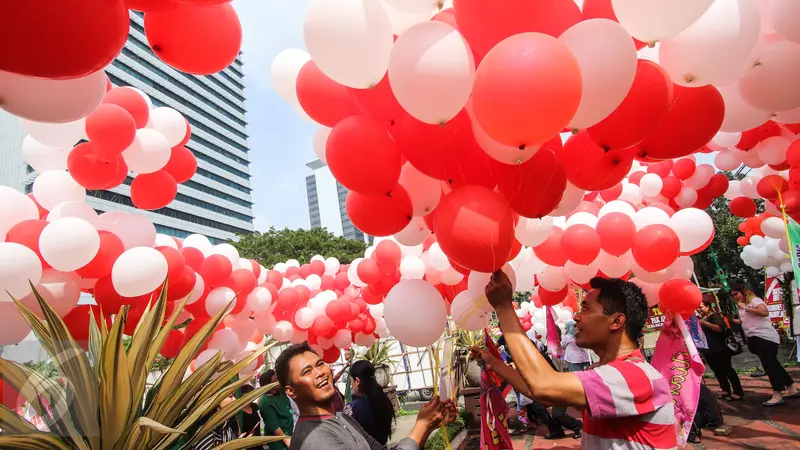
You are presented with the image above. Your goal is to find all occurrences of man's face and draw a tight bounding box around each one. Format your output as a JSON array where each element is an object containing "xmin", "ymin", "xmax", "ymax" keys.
[
  {"xmin": 573, "ymin": 289, "xmax": 614, "ymax": 350},
  {"xmin": 285, "ymin": 351, "xmax": 335, "ymax": 406}
]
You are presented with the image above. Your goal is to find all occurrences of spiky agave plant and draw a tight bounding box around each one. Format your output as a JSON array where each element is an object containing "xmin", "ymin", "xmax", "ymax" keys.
[{"xmin": 0, "ymin": 283, "xmax": 284, "ymax": 450}]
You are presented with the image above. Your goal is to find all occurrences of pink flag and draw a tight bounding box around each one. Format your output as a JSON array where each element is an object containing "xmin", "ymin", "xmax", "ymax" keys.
[
  {"xmin": 545, "ymin": 306, "xmax": 562, "ymax": 359},
  {"xmin": 650, "ymin": 313, "xmax": 705, "ymax": 446}
]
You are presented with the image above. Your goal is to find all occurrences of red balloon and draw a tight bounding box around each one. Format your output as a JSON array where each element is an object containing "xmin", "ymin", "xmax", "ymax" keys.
[
  {"xmin": 320, "ymin": 275, "xmax": 335, "ymax": 291},
  {"xmin": 327, "ymin": 115, "xmax": 402, "ymax": 195},
  {"xmin": 131, "ymin": 171, "xmax": 178, "ymax": 210},
  {"xmin": 144, "ymin": 2, "xmax": 242, "ymax": 75},
  {"xmin": 561, "ymin": 132, "xmax": 635, "ymax": 191},
  {"xmin": 638, "ymin": 85, "xmax": 724, "ymax": 160},
  {"xmin": 471, "ymin": 33, "xmax": 582, "ymax": 149},
  {"xmin": 181, "ymin": 247, "xmax": 205, "ymax": 272},
  {"xmin": 587, "ymin": 60, "xmax": 674, "ymax": 151},
  {"xmin": 5, "ymin": 219, "xmax": 49, "ymax": 267},
  {"xmin": 394, "ymin": 109, "xmax": 475, "ymax": 181},
  {"xmin": 226, "ymin": 268, "xmax": 257, "ymax": 297},
  {"xmin": 165, "ymin": 266, "xmax": 196, "ymax": 301},
  {"xmin": 93, "ymin": 276, "xmax": 126, "ymax": 315},
  {"xmin": 494, "ymin": 147, "xmax": 567, "ymax": 218},
  {"xmin": 757, "ymin": 175, "xmax": 789, "ymax": 201},
  {"xmin": 76, "ymin": 231, "xmax": 125, "ymax": 279},
  {"xmin": 374, "ymin": 240, "xmax": 402, "ymax": 273},
  {"xmin": 533, "ymin": 227, "xmax": 567, "ymax": 266},
  {"xmin": 103, "ymin": 87, "xmax": 150, "ymax": 128},
  {"xmin": 599, "ymin": 183, "xmax": 623, "ymax": 202},
  {"xmin": 326, "ymin": 298, "xmax": 350, "ymax": 324},
  {"xmin": 0, "ymin": 377, "xmax": 25, "ymax": 411},
  {"xmin": 67, "ymin": 142, "xmax": 121, "ymax": 190},
  {"xmin": 200, "ymin": 254, "xmax": 232, "ymax": 287},
  {"xmin": 162, "ymin": 146, "xmax": 197, "ymax": 184},
  {"xmin": 453, "ymin": 0, "xmax": 581, "ymax": 63},
  {"xmin": 27, "ymin": 194, "xmax": 48, "ymax": 217},
  {"xmin": 434, "ymin": 185, "xmax": 516, "ymax": 272},
  {"xmin": 631, "ymin": 225, "xmax": 680, "ymax": 272},
  {"xmin": 660, "ymin": 176, "xmax": 683, "ymax": 198},
  {"xmin": 179, "ymin": 118, "xmax": 192, "ymax": 146},
  {"xmin": 628, "ymin": 171, "xmax": 645, "ymax": 185},
  {"xmin": 705, "ymin": 174, "xmax": 730, "ymax": 198},
  {"xmin": 346, "ymin": 187, "xmax": 413, "ymax": 237},
  {"xmin": 730, "ymin": 197, "xmax": 757, "ymax": 218},
  {"xmin": 62, "ymin": 305, "xmax": 110, "ymax": 346},
  {"xmin": 561, "ymin": 225, "xmax": 601, "ymax": 265},
  {"xmin": 539, "ymin": 286, "xmax": 568, "ymax": 307},
  {"xmin": 277, "ymin": 288, "xmax": 300, "ymax": 313},
  {"xmin": 0, "ymin": 0, "xmax": 128, "ymax": 79},
  {"xmin": 596, "ymin": 213, "xmax": 636, "ymax": 257},
  {"xmin": 671, "ymin": 158, "xmax": 696, "ymax": 180},
  {"xmin": 334, "ymin": 273, "xmax": 350, "ymax": 291},
  {"xmin": 348, "ymin": 76, "xmax": 404, "ymax": 128},
  {"xmin": 266, "ymin": 270, "xmax": 283, "ymax": 287},
  {"xmin": 104, "ymin": 157, "xmax": 129, "ymax": 190},
  {"xmin": 787, "ymin": 140, "xmax": 800, "ymax": 167},
  {"xmin": 446, "ymin": 137, "xmax": 501, "ymax": 191},
  {"xmin": 309, "ymin": 260, "xmax": 325, "ymax": 277},
  {"xmin": 363, "ymin": 317, "xmax": 376, "ymax": 335},
  {"xmin": 296, "ymin": 61, "xmax": 360, "ymax": 127},
  {"xmin": 312, "ymin": 315, "xmax": 335, "ymax": 339},
  {"xmin": 349, "ymin": 318, "xmax": 365, "ymax": 334},
  {"xmin": 85, "ymin": 104, "xmax": 137, "ymax": 161},
  {"xmin": 571, "ymin": 201, "xmax": 600, "ymax": 216},
  {"xmin": 659, "ymin": 279, "xmax": 702, "ymax": 316},
  {"xmin": 356, "ymin": 258, "xmax": 382, "ymax": 285},
  {"xmin": 736, "ymin": 236, "xmax": 749, "ymax": 246},
  {"xmin": 157, "ymin": 246, "xmax": 186, "ymax": 279},
  {"xmin": 322, "ymin": 346, "xmax": 341, "ymax": 364},
  {"xmin": 160, "ymin": 329, "xmax": 184, "ymax": 358}
]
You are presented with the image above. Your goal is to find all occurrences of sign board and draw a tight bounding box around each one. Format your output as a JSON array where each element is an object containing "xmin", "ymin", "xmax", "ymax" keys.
[
  {"xmin": 765, "ymin": 276, "xmax": 790, "ymax": 327},
  {"xmin": 644, "ymin": 306, "xmax": 667, "ymax": 332}
]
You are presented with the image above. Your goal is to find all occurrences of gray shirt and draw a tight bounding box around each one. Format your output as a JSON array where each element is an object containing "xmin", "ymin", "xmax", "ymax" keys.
[{"xmin": 290, "ymin": 413, "xmax": 418, "ymax": 450}]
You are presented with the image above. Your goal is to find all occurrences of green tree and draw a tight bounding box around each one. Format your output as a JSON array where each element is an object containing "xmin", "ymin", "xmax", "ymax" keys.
[
  {"xmin": 232, "ymin": 227, "xmax": 367, "ymax": 267},
  {"xmin": 692, "ymin": 172, "xmax": 764, "ymax": 294}
]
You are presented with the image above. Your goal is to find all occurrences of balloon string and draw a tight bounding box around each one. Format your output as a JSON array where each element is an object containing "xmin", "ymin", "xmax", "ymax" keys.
[{"xmin": 776, "ymin": 189, "xmax": 794, "ymax": 262}]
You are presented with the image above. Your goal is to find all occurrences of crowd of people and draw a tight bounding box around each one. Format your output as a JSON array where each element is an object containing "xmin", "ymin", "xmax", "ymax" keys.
[{"xmin": 193, "ymin": 274, "xmax": 795, "ymax": 449}]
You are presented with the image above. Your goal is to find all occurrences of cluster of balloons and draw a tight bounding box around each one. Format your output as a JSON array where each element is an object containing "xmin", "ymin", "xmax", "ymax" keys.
[
  {"xmin": 736, "ymin": 213, "xmax": 792, "ymax": 276},
  {"xmin": 1, "ymin": 0, "xmax": 243, "ymax": 123},
  {"xmin": 271, "ymin": 0, "xmax": 800, "ymax": 277},
  {"xmin": 19, "ymin": 84, "xmax": 197, "ymax": 212},
  {"xmin": 514, "ymin": 300, "xmax": 576, "ymax": 339}
]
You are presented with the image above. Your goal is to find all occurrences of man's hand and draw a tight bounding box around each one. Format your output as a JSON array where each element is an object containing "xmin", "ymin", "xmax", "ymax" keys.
[
  {"xmin": 416, "ymin": 397, "xmax": 446, "ymax": 429},
  {"xmin": 486, "ymin": 270, "xmax": 513, "ymax": 310},
  {"xmin": 470, "ymin": 347, "xmax": 499, "ymax": 372},
  {"xmin": 442, "ymin": 400, "xmax": 458, "ymax": 425}
]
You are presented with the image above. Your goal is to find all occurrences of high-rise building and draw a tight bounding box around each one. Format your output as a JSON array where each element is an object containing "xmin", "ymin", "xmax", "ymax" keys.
[
  {"xmin": 0, "ymin": 11, "xmax": 254, "ymax": 244},
  {"xmin": 305, "ymin": 159, "xmax": 369, "ymax": 243}
]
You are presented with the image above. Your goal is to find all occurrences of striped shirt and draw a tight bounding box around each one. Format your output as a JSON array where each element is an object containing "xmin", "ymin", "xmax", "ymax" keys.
[{"xmin": 574, "ymin": 350, "xmax": 677, "ymax": 450}]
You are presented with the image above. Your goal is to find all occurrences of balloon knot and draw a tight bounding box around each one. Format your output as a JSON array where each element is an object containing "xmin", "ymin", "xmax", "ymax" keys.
[
  {"xmin": 684, "ymin": 75, "xmax": 694, "ymax": 83},
  {"xmin": 518, "ymin": 144, "xmax": 525, "ymax": 150},
  {"xmin": 153, "ymin": 45, "xmax": 162, "ymax": 52},
  {"xmin": 647, "ymin": 42, "xmax": 656, "ymax": 48},
  {"xmin": 753, "ymin": 61, "xmax": 762, "ymax": 67},
  {"xmin": 571, "ymin": 129, "xmax": 579, "ymax": 135},
  {"xmin": 438, "ymin": 1, "xmax": 444, "ymax": 9},
  {"xmin": 771, "ymin": 112, "xmax": 778, "ymax": 117},
  {"xmin": 602, "ymin": 146, "xmax": 611, "ymax": 153},
  {"xmin": 390, "ymin": 120, "xmax": 396, "ymax": 126},
  {"xmin": 438, "ymin": 121, "xmax": 446, "ymax": 127}
]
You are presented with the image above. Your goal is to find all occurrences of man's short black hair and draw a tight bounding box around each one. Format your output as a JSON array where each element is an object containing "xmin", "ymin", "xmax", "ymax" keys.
[
  {"xmin": 240, "ymin": 384, "xmax": 254, "ymax": 395},
  {"xmin": 589, "ymin": 277, "xmax": 648, "ymax": 343},
  {"xmin": 275, "ymin": 342, "xmax": 315, "ymax": 388},
  {"xmin": 259, "ymin": 369, "xmax": 276, "ymax": 388}
]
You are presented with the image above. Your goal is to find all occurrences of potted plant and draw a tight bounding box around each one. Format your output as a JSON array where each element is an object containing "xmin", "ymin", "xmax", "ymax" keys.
[
  {"xmin": 356, "ymin": 339, "xmax": 396, "ymax": 388},
  {"xmin": 455, "ymin": 330, "xmax": 483, "ymax": 388},
  {"xmin": 0, "ymin": 283, "xmax": 284, "ymax": 450}
]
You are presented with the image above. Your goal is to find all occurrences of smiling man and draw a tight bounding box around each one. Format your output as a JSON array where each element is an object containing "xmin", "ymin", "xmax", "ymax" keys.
[
  {"xmin": 481, "ymin": 273, "xmax": 677, "ymax": 449},
  {"xmin": 275, "ymin": 342, "xmax": 453, "ymax": 450}
]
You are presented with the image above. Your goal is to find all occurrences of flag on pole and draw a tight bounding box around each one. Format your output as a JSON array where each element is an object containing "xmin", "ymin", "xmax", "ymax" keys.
[{"xmin": 786, "ymin": 218, "xmax": 800, "ymax": 283}]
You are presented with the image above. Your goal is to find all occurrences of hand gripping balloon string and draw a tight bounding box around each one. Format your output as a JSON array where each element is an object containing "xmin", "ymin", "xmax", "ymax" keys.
[{"xmin": 776, "ymin": 189, "xmax": 794, "ymax": 251}]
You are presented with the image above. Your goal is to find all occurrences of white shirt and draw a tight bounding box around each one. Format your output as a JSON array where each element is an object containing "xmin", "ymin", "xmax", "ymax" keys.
[
  {"xmin": 741, "ymin": 297, "xmax": 780, "ymax": 344},
  {"xmin": 561, "ymin": 334, "xmax": 591, "ymax": 364}
]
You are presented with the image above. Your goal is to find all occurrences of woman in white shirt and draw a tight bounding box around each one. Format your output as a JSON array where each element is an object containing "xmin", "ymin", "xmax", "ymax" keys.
[
  {"xmin": 730, "ymin": 284, "xmax": 798, "ymax": 406},
  {"xmin": 560, "ymin": 321, "xmax": 591, "ymax": 372}
]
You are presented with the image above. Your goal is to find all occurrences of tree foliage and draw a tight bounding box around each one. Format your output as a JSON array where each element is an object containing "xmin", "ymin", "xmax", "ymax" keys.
[
  {"xmin": 233, "ymin": 227, "xmax": 367, "ymax": 268},
  {"xmin": 693, "ymin": 171, "xmax": 764, "ymax": 295}
]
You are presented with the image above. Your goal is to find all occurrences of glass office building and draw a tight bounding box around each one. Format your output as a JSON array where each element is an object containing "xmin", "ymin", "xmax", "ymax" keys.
[{"xmin": 305, "ymin": 159, "xmax": 368, "ymax": 243}]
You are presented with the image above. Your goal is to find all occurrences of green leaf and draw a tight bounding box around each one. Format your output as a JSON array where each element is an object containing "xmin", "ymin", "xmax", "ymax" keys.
[
  {"xmin": 0, "ymin": 433, "xmax": 72, "ymax": 450},
  {"xmin": 231, "ymin": 227, "xmax": 367, "ymax": 268},
  {"xmin": 99, "ymin": 307, "xmax": 133, "ymax": 449}
]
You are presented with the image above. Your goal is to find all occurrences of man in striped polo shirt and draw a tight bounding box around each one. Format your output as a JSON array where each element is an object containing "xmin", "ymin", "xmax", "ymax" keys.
[{"xmin": 484, "ymin": 272, "xmax": 677, "ymax": 449}]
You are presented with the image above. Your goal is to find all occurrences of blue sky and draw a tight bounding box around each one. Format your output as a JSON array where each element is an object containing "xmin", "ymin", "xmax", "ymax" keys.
[
  {"xmin": 235, "ymin": 0, "xmax": 315, "ymax": 232},
  {"xmin": 232, "ymin": 0, "xmax": 718, "ymax": 232}
]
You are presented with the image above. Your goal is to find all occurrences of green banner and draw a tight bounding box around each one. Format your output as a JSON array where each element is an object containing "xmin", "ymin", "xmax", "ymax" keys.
[{"xmin": 787, "ymin": 218, "xmax": 800, "ymax": 283}]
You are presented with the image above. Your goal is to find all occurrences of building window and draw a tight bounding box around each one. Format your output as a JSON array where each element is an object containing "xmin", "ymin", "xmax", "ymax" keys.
[
  {"xmin": 195, "ymin": 167, "xmax": 251, "ymax": 193},
  {"xmin": 119, "ymin": 177, "xmax": 253, "ymax": 221},
  {"xmin": 182, "ymin": 180, "xmax": 252, "ymax": 207}
]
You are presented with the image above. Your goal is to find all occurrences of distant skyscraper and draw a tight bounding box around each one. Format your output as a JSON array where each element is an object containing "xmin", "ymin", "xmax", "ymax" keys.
[
  {"xmin": 0, "ymin": 11, "xmax": 254, "ymax": 244},
  {"xmin": 305, "ymin": 159, "xmax": 369, "ymax": 242}
]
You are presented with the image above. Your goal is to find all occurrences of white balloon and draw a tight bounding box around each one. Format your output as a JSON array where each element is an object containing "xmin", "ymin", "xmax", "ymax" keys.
[
  {"xmin": 598, "ymin": 200, "xmax": 636, "ymax": 218},
  {"xmin": 122, "ymin": 128, "xmax": 171, "ymax": 174},
  {"xmin": 324, "ymin": 257, "xmax": 341, "ymax": 276},
  {"xmin": 383, "ymin": 0, "xmax": 439, "ymax": 13},
  {"xmin": 441, "ymin": 266, "xmax": 464, "ymax": 286},
  {"xmin": 718, "ymin": 85, "xmax": 773, "ymax": 133},
  {"xmin": 206, "ymin": 287, "xmax": 237, "ymax": 316},
  {"xmin": 368, "ymin": 302, "xmax": 384, "ymax": 319},
  {"xmin": 381, "ymin": 0, "xmax": 433, "ymax": 35},
  {"xmin": 618, "ymin": 182, "xmax": 643, "ymax": 206},
  {"xmin": 393, "ymin": 217, "xmax": 431, "ymax": 247},
  {"xmin": 389, "ymin": 21, "xmax": 475, "ymax": 124},
  {"xmin": 658, "ymin": 0, "xmax": 760, "ymax": 87},
  {"xmin": 427, "ymin": 243, "xmax": 451, "ymax": 271},
  {"xmin": 756, "ymin": 136, "xmax": 791, "ymax": 165},
  {"xmin": 769, "ymin": 0, "xmax": 800, "ymax": 45},
  {"xmin": 271, "ymin": 48, "xmax": 312, "ymax": 105},
  {"xmin": 154, "ymin": 233, "xmax": 178, "ymax": 249},
  {"xmin": 515, "ymin": 217, "xmax": 554, "ymax": 247},
  {"xmin": 639, "ymin": 173, "xmax": 664, "ymax": 197},
  {"xmin": 95, "ymin": 211, "xmax": 157, "ymax": 250},
  {"xmin": 675, "ymin": 186, "xmax": 698, "ymax": 208},
  {"xmin": 0, "ymin": 186, "xmax": 40, "ymax": 238},
  {"xmin": 146, "ymin": 107, "xmax": 187, "ymax": 147},
  {"xmin": 399, "ymin": 256, "xmax": 426, "ymax": 280},
  {"xmin": 112, "ymin": 247, "xmax": 168, "ymax": 297},
  {"xmin": 2, "ymin": 69, "xmax": 106, "ymax": 123},
  {"xmin": 304, "ymin": 0, "xmax": 394, "ymax": 88},
  {"xmin": 750, "ymin": 235, "xmax": 766, "ymax": 248},
  {"xmin": 738, "ymin": 40, "xmax": 800, "ymax": 113},
  {"xmin": 39, "ymin": 217, "xmax": 99, "ymax": 272},
  {"xmin": 593, "ymin": 251, "xmax": 631, "ymax": 278},
  {"xmin": 333, "ymin": 329, "xmax": 352, "ymax": 349},
  {"xmin": 560, "ymin": 19, "xmax": 638, "ymax": 129},
  {"xmin": 188, "ymin": 274, "xmax": 205, "ymax": 305},
  {"xmin": 762, "ymin": 217, "xmax": 786, "ymax": 239},
  {"xmin": 0, "ymin": 242, "xmax": 43, "ymax": 302},
  {"xmin": 712, "ymin": 132, "xmax": 742, "ymax": 149},
  {"xmin": 399, "ymin": 163, "xmax": 441, "ymax": 216},
  {"xmin": 247, "ymin": 287, "xmax": 273, "ymax": 313},
  {"xmin": 47, "ymin": 201, "xmax": 98, "ymax": 225},
  {"xmin": 32, "ymin": 170, "xmax": 85, "ymax": 210},
  {"xmin": 610, "ymin": 0, "xmax": 715, "ymax": 43},
  {"xmin": 451, "ymin": 291, "xmax": 490, "ymax": 331},
  {"xmin": 739, "ymin": 176, "xmax": 760, "ymax": 198},
  {"xmin": 669, "ymin": 208, "xmax": 713, "ymax": 254},
  {"xmin": 22, "ymin": 136, "xmax": 69, "ymax": 173},
  {"xmin": 211, "ymin": 244, "xmax": 241, "ymax": 270},
  {"xmin": 254, "ymin": 313, "xmax": 277, "ymax": 335},
  {"xmin": 566, "ymin": 212, "xmax": 598, "ymax": 229},
  {"xmin": 550, "ymin": 182, "xmax": 585, "ymax": 217},
  {"xmin": 273, "ymin": 321, "xmax": 295, "ymax": 343},
  {"xmin": 715, "ymin": 150, "xmax": 743, "ymax": 171},
  {"xmin": 538, "ymin": 265, "xmax": 568, "ymax": 291},
  {"xmin": 294, "ymin": 307, "xmax": 316, "ymax": 330},
  {"xmin": 724, "ymin": 180, "xmax": 741, "ymax": 200},
  {"xmin": 384, "ymin": 280, "xmax": 447, "ymax": 347},
  {"xmin": 348, "ymin": 258, "xmax": 367, "ymax": 287},
  {"xmin": 183, "ymin": 233, "xmax": 213, "ymax": 256},
  {"xmin": 565, "ymin": 261, "xmax": 596, "ymax": 285},
  {"xmin": 312, "ymin": 126, "xmax": 331, "ymax": 164}
]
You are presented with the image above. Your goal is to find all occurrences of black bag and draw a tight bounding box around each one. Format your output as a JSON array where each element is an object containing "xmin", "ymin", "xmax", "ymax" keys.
[{"xmin": 725, "ymin": 334, "xmax": 743, "ymax": 355}]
